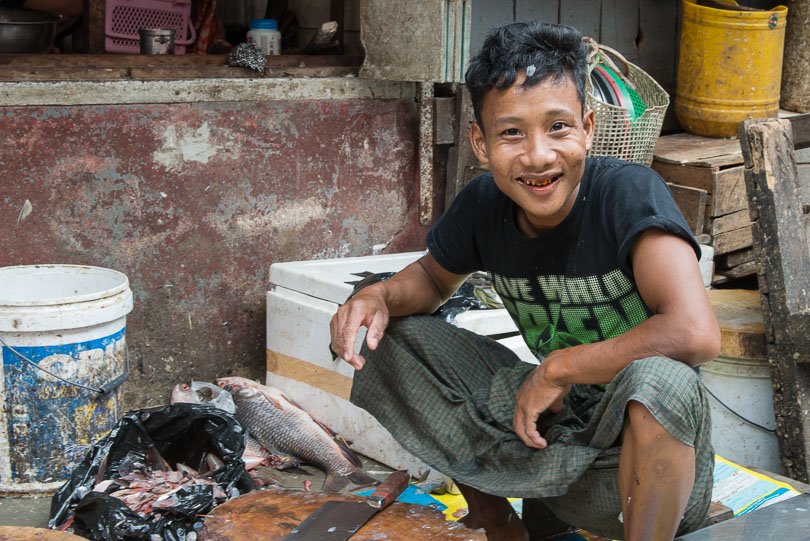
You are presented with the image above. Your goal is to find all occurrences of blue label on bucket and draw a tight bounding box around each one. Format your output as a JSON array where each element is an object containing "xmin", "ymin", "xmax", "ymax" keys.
[{"xmin": 1, "ymin": 328, "xmax": 126, "ymax": 484}]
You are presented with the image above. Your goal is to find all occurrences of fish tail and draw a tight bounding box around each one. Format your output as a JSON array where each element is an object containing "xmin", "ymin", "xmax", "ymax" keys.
[
  {"xmin": 322, "ymin": 472, "xmax": 350, "ymax": 493},
  {"xmin": 321, "ymin": 469, "xmax": 380, "ymax": 493},
  {"xmin": 348, "ymin": 469, "xmax": 380, "ymax": 489}
]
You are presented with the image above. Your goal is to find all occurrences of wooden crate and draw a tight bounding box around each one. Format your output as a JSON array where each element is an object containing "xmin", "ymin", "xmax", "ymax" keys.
[{"xmin": 652, "ymin": 133, "xmax": 754, "ymax": 284}]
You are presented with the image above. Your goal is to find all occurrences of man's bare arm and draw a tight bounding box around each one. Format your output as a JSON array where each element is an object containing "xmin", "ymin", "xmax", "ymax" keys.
[
  {"xmin": 514, "ymin": 229, "xmax": 721, "ymax": 448},
  {"xmin": 329, "ymin": 253, "xmax": 468, "ymax": 369}
]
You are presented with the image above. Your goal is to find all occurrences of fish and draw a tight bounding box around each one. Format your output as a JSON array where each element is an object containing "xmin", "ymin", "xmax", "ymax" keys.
[
  {"xmin": 171, "ymin": 380, "xmax": 283, "ymax": 471},
  {"xmin": 242, "ymin": 433, "xmax": 300, "ymax": 470},
  {"xmin": 218, "ymin": 377, "xmax": 378, "ymax": 492},
  {"xmin": 170, "ymin": 381, "xmax": 236, "ymax": 414},
  {"xmin": 216, "ymin": 376, "xmax": 351, "ymax": 444}
]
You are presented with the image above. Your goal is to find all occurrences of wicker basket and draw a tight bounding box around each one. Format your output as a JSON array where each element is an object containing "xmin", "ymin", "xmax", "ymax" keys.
[{"xmin": 585, "ymin": 40, "xmax": 669, "ymax": 167}]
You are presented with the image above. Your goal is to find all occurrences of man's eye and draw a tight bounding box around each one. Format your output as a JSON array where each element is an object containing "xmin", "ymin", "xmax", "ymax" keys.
[
  {"xmin": 551, "ymin": 122, "xmax": 569, "ymax": 131},
  {"xmin": 502, "ymin": 128, "xmax": 521, "ymax": 136}
]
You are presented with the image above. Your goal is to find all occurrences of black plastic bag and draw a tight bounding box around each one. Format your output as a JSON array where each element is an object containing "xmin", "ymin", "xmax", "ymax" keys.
[{"xmin": 50, "ymin": 402, "xmax": 254, "ymax": 541}]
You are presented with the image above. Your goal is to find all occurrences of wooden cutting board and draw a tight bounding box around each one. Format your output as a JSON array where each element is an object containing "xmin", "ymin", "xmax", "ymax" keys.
[
  {"xmin": 201, "ymin": 489, "xmax": 486, "ymax": 540},
  {"xmin": 0, "ymin": 526, "xmax": 86, "ymax": 540}
]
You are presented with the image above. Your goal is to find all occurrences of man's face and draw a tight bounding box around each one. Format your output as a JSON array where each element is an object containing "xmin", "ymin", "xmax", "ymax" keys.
[{"xmin": 470, "ymin": 74, "xmax": 594, "ymax": 236}]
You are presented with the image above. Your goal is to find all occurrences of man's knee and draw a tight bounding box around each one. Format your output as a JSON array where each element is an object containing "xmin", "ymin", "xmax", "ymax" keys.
[{"xmin": 617, "ymin": 357, "xmax": 708, "ymax": 436}]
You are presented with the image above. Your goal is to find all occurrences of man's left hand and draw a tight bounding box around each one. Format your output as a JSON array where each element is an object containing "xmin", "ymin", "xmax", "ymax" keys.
[{"xmin": 513, "ymin": 354, "xmax": 571, "ymax": 449}]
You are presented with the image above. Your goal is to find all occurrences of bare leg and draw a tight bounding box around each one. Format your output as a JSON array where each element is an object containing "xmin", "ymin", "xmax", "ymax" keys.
[
  {"xmin": 456, "ymin": 482, "xmax": 529, "ymax": 541},
  {"xmin": 619, "ymin": 400, "xmax": 696, "ymax": 541}
]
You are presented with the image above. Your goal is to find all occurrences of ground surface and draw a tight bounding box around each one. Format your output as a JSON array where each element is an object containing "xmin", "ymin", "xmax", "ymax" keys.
[{"xmin": 0, "ymin": 456, "xmax": 395, "ymax": 532}]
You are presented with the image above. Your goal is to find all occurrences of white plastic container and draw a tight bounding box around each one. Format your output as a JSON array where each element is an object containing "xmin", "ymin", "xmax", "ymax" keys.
[
  {"xmin": 701, "ymin": 355, "xmax": 781, "ymax": 474},
  {"xmin": 700, "ymin": 289, "xmax": 782, "ymax": 474},
  {"xmin": 247, "ymin": 18, "xmax": 281, "ymax": 56},
  {"xmin": 267, "ymin": 252, "xmax": 534, "ymax": 482},
  {"xmin": 0, "ymin": 265, "xmax": 133, "ymax": 493}
]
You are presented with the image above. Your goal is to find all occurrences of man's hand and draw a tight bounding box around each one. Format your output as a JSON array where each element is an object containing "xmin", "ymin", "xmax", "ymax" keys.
[
  {"xmin": 329, "ymin": 288, "xmax": 389, "ymax": 370},
  {"xmin": 329, "ymin": 254, "xmax": 469, "ymax": 371},
  {"xmin": 513, "ymin": 354, "xmax": 571, "ymax": 449}
]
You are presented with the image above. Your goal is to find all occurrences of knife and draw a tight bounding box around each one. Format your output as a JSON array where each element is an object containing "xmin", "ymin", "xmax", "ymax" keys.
[{"xmin": 281, "ymin": 469, "xmax": 411, "ymax": 541}]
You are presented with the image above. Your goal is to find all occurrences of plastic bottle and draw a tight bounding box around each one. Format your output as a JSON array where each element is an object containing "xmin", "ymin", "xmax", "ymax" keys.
[{"xmin": 246, "ymin": 19, "xmax": 281, "ymax": 56}]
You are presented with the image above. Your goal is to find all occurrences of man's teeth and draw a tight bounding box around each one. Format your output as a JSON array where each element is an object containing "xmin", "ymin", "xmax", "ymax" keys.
[{"xmin": 521, "ymin": 177, "xmax": 555, "ymax": 187}]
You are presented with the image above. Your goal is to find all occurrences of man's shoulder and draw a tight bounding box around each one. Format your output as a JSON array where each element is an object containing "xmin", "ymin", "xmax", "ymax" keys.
[
  {"xmin": 461, "ymin": 171, "xmax": 498, "ymax": 194},
  {"xmin": 585, "ymin": 156, "xmax": 665, "ymax": 192},
  {"xmin": 452, "ymin": 172, "xmax": 509, "ymax": 208},
  {"xmin": 586, "ymin": 156, "xmax": 653, "ymax": 178}
]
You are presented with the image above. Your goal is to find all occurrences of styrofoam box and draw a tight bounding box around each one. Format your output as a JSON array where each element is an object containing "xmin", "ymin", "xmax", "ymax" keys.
[{"xmin": 266, "ymin": 251, "xmax": 535, "ymax": 479}]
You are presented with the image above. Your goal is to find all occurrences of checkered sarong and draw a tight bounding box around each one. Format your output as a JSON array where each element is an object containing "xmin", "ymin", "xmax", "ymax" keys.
[{"xmin": 350, "ymin": 315, "xmax": 714, "ymax": 538}]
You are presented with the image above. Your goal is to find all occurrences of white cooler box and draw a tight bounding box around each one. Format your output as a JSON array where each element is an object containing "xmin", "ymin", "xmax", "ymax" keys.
[{"xmin": 266, "ymin": 251, "xmax": 536, "ymax": 479}]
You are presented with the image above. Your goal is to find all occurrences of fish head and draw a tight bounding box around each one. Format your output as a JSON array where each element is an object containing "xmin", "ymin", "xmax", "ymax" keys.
[
  {"xmin": 217, "ymin": 376, "xmax": 258, "ymax": 390},
  {"xmin": 170, "ymin": 383, "xmax": 199, "ymax": 404},
  {"xmin": 226, "ymin": 386, "xmax": 260, "ymax": 403},
  {"xmin": 219, "ymin": 381, "xmax": 241, "ymax": 394},
  {"xmin": 237, "ymin": 387, "xmax": 259, "ymax": 399}
]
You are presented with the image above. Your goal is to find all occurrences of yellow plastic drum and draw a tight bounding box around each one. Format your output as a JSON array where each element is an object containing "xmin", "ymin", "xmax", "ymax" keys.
[{"xmin": 675, "ymin": 0, "xmax": 788, "ymax": 138}]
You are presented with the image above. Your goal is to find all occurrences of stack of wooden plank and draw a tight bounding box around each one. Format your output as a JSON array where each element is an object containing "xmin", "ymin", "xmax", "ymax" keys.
[{"xmin": 651, "ymin": 133, "xmax": 753, "ymax": 285}]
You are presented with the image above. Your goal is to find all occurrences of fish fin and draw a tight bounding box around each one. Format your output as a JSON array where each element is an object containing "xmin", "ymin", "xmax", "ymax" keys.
[
  {"xmin": 310, "ymin": 417, "xmax": 339, "ymax": 438},
  {"xmin": 334, "ymin": 438, "xmax": 364, "ymax": 468},
  {"xmin": 334, "ymin": 433, "xmax": 354, "ymax": 447},
  {"xmin": 348, "ymin": 469, "xmax": 380, "ymax": 489},
  {"xmin": 322, "ymin": 470, "xmax": 381, "ymax": 493},
  {"xmin": 322, "ymin": 473, "xmax": 350, "ymax": 493},
  {"xmin": 256, "ymin": 390, "xmax": 285, "ymax": 410}
]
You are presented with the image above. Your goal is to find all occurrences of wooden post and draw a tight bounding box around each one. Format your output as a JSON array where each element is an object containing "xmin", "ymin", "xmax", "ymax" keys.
[
  {"xmin": 329, "ymin": 0, "xmax": 346, "ymax": 54},
  {"xmin": 739, "ymin": 115, "xmax": 810, "ymax": 482},
  {"xmin": 418, "ymin": 82, "xmax": 435, "ymax": 225},
  {"xmin": 781, "ymin": 0, "xmax": 810, "ymax": 112},
  {"xmin": 85, "ymin": 0, "xmax": 106, "ymax": 54}
]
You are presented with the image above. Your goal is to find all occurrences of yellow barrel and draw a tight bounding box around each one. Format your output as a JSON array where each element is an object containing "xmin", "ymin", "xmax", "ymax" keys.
[{"xmin": 675, "ymin": 0, "xmax": 788, "ymax": 138}]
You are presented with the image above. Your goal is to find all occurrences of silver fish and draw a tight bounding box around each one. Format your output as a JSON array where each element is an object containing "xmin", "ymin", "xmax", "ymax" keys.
[
  {"xmin": 219, "ymin": 378, "xmax": 376, "ymax": 492},
  {"xmin": 170, "ymin": 381, "xmax": 236, "ymax": 414}
]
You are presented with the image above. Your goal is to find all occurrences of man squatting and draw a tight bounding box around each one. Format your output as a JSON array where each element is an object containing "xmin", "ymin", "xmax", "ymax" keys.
[{"xmin": 330, "ymin": 21, "xmax": 721, "ymax": 541}]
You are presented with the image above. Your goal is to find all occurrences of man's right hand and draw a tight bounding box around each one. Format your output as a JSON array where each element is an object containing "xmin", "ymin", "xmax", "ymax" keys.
[
  {"xmin": 328, "ymin": 254, "xmax": 469, "ymax": 371},
  {"xmin": 329, "ymin": 286, "xmax": 390, "ymax": 370}
]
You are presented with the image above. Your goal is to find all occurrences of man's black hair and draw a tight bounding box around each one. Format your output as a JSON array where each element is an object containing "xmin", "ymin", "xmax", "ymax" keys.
[{"xmin": 465, "ymin": 21, "xmax": 589, "ymax": 128}]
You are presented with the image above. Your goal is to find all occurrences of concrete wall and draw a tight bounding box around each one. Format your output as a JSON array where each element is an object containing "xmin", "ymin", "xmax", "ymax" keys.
[{"xmin": 0, "ymin": 77, "xmax": 426, "ymax": 409}]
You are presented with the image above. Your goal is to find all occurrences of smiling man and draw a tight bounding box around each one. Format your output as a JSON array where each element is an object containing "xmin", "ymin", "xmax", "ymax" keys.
[{"xmin": 330, "ymin": 21, "xmax": 720, "ymax": 541}]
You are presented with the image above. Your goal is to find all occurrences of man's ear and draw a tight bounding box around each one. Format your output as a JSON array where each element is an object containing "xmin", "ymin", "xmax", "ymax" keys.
[
  {"xmin": 470, "ymin": 122, "xmax": 490, "ymax": 168},
  {"xmin": 583, "ymin": 108, "xmax": 595, "ymax": 152}
]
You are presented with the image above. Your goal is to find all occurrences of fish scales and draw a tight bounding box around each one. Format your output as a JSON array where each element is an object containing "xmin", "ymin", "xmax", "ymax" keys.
[{"xmin": 231, "ymin": 389, "xmax": 355, "ymax": 477}]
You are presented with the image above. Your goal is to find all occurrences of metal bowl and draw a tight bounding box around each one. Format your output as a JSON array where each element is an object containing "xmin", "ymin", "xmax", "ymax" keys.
[{"xmin": 0, "ymin": 7, "xmax": 59, "ymax": 54}]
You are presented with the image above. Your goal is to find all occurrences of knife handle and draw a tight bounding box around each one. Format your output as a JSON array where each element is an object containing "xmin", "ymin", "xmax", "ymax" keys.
[{"xmin": 366, "ymin": 470, "xmax": 410, "ymax": 509}]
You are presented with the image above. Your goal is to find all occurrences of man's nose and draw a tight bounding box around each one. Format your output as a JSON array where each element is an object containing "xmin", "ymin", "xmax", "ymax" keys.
[{"xmin": 522, "ymin": 134, "xmax": 556, "ymax": 166}]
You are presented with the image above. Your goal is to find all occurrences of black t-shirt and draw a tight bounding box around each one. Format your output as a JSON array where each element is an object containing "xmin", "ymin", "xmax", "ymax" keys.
[{"xmin": 427, "ymin": 156, "xmax": 700, "ymax": 358}]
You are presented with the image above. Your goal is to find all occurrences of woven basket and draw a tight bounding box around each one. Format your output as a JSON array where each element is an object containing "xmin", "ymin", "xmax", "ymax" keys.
[{"xmin": 585, "ymin": 40, "xmax": 670, "ymax": 167}]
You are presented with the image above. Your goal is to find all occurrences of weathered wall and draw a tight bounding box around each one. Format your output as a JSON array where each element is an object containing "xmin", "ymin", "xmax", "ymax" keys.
[{"xmin": 0, "ymin": 78, "xmax": 425, "ymax": 409}]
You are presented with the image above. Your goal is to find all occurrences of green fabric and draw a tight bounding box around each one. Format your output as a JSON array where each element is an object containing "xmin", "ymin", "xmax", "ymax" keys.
[{"xmin": 350, "ymin": 315, "xmax": 714, "ymax": 539}]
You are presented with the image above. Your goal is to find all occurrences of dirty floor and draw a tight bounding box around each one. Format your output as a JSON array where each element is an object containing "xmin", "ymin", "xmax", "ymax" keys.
[{"xmin": 0, "ymin": 455, "xmax": 396, "ymax": 531}]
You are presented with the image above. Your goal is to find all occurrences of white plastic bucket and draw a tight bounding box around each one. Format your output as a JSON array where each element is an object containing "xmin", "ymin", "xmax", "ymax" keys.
[
  {"xmin": 0, "ymin": 265, "xmax": 133, "ymax": 494},
  {"xmin": 700, "ymin": 354, "xmax": 781, "ymax": 474}
]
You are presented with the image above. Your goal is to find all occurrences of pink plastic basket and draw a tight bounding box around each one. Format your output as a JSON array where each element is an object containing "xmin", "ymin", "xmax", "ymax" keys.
[{"xmin": 105, "ymin": 0, "xmax": 196, "ymax": 54}]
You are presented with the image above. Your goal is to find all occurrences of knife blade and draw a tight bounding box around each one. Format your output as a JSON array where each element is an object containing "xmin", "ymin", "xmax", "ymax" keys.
[{"xmin": 281, "ymin": 469, "xmax": 410, "ymax": 541}]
